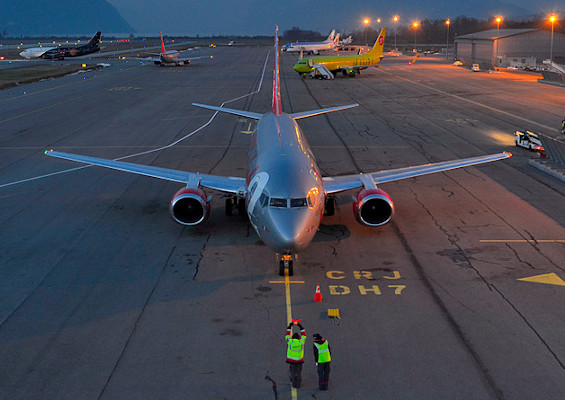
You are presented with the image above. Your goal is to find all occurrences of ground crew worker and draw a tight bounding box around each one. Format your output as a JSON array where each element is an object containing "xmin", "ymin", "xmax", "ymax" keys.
[
  {"xmin": 313, "ymin": 333, "xmax": 331, "ymax": 390},
  {"xmin": 285, "ymin": 321, "xmax": 306, "ymax": 388},
  {"xmin": 561, "ymin": 118, "xmax": 565, "ymax": 135}
]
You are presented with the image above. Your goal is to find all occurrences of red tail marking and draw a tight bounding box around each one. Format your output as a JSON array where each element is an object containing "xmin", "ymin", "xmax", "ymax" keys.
[
  {"xmin": 272, "ymin": 26, "xmax": 282, "ymax": 116},
  {"xmin": 160, "ymin": 32, "xmax": 165, "ymax": 53}
]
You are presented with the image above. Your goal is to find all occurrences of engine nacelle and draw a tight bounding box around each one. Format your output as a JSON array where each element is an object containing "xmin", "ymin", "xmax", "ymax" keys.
[
  {"xmin": 353, "ymin": 188, "xmax": 394, "ymax": 227},
  {"xmin": 169, "ymin": 187, "xmax": 210, "ymax": 226}
]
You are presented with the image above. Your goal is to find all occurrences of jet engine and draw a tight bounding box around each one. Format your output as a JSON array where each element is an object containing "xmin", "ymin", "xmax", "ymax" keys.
[
  {"xmin": 353, "ymin": 188, "xmax": 394, "ymax": 227},
  {"xmin": 169, "ymin": 187, "xmax": 210, "ymax": 225}
]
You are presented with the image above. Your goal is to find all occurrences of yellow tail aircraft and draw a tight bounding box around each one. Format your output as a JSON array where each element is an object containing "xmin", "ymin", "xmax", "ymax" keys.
[{"xmin": 294, "ymin": 27, "xmax": 386, "ymax": 78}]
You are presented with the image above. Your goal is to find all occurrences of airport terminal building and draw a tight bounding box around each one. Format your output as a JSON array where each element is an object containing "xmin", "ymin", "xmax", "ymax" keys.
[{"xmin": 454, "ymin": 29, "xmax": 565, "ymax": 69}]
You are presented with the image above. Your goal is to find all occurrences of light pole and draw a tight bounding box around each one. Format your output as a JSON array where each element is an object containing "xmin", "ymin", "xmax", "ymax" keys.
[
  {"xmin": 495, "ymin": 16, "xmax": 502, "ymax": 65},
  {"xmin": 549, "ymin": 14, "xmax": 557, "ymax": 63},
  {"xmin": 363, "ymin": 18, "xmax": 371, "ymax": 46},
  {"xmin": 393, "ymin": 15, "xmax": 399, "ymax": 51},
  {"xmin": 412, "ymin": 21, "xmax": 419, "ymax": 52},
  {"xmin": 445, "ymin": 19, "xmax": 450, "ymax": 59}
]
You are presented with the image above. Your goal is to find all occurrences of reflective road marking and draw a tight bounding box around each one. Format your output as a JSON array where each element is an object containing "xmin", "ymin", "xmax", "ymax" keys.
[{"xmin": 518, "ymin": 273, "xmax": 565, "ymax": 286}]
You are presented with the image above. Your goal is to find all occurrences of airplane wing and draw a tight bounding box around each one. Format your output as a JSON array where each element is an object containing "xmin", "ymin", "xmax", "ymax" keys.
[
  {"xmin": 323, "ymin": 152, "xmax": 511, "ymax": 194},
  {"xmin": 45, "ymin": 150, "xmax": 246, "ymax": 194},
  {"xmin": 192, "ymin": 103, "xmax": 264, "ymax": 120},
  {"xmin": 177, "ymin": 55, "xmax": 213, "ymax": 63},
  {"xmin": 290, "ymin": 104, "xmax": 358, "ymax": 120}
]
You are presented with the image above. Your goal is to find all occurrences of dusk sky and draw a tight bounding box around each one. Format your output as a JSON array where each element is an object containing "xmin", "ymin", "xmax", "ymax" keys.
[{"xmin": 106, "ymin": 0, "xmax": 563, "ymax": 36}]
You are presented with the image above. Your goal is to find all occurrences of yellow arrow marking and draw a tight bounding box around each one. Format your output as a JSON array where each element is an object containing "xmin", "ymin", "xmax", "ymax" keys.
[{"xmin": 518, "ymin": 273, "xmax": 565, "ymax": 286}]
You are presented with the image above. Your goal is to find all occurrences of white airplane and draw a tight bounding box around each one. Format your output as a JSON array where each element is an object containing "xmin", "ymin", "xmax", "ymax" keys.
[
  {"xmin": 46, "ymin": 26, "xmax": 511, "ymax": 276},
  {"xmin": 281, "ymin": 29, "xmax": 339, "ymax": 54},
  {"xmin": 149, "ymin": 32, "xmax": 212, "ymax": 66},
  {"xmin": 339, "ymin": 36, "xmax": 353, "ymax": 45},
  {"xmin": 19, "ymin": 46, "xmax": 57, "ymax": 59}
]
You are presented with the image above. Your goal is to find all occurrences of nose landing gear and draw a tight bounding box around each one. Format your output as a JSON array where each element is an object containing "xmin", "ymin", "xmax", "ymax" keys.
[{"xmin": 278, "ymin": 253, "xmax": 294, "ymax": 276}]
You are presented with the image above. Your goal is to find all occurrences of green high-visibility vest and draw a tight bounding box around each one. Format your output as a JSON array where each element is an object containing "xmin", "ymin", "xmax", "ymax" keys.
[
  {"xmin": 286, "ymin": 336, "xmax": 305, "ymax": 361},
  {"xmin": 315, "ymin": 341, "xmax": 331, "ymax": 363}
]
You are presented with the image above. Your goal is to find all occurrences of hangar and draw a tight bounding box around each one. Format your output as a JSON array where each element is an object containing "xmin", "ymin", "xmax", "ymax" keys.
[{"xmin": 454, "ymin": 29, "xmax": 565, "ymax": 69}]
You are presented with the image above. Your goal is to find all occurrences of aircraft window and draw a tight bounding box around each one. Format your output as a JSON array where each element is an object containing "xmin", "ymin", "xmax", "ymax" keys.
[
  {"xmin": 290, "ymin": 198, "xmax": 308, "ymax": 208},
  {"xmin": 270, "ymin": 198, "xmax": 288, "ymax": 208},
  {"xmin": 260, "ymin": 192, "xmax": 269, "ymax": 208}
]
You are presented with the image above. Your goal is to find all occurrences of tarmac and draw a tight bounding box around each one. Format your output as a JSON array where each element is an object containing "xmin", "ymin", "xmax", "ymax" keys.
[{"xmin": 1, "ymin": 46, "xmax": 565, "ymax": 399}]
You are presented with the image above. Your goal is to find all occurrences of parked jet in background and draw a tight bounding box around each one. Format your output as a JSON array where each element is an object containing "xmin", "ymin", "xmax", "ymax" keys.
[
  {"xmin": 46, "ymin": 26, "xmax": 511, "ymax": 275},
  {"xmin": 19, "ymin": 32, "xmax": 101, "ymax": 59},
  {"xmin": 19, "ymin": 45, "xmax": 57, "ymax": 59},
  {"xmin": 281, "ymin": 29, "xmax": 338, "ymax": 54},
  {"xmin": 294, "ymin": 27, "xmax": 388, "ymax": 77},
  {"xmin": 149, "ymin": 32, "xmax": 212, "ymax": 66},
  {"xmin": 42, "ymin": 32, "xmax": 101, "ymax": 60}
]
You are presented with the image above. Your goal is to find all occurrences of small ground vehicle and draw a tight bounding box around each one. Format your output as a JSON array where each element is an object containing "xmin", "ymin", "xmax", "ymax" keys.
[
  {"xmin": 514, "ymin": 130, "xmax": 545, "ymax": 152},
  {"xmin": 471, "ymin": 63, "xmax": 480, "ymax": 72}
]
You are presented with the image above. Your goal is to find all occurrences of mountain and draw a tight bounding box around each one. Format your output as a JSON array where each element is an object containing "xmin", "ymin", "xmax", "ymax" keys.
[
  {"xmin": 0, "ymin": 0, "xmax": 134, "ymax": 36},
  {"xmin": 106, "ymin": 0, "xmax": 537, "ymax": 37}
]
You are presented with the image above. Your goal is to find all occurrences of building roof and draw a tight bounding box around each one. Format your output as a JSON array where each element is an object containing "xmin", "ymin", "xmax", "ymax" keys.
[{"xmin": 456, "ymin": 29, "xmax": 539, "ymax": 41}]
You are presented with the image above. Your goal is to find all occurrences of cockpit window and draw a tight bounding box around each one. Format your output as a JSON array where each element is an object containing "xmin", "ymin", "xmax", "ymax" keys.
[
  {"xmin": 290, "ymin": 198, "xmax": 308, "ymax": 208},
  {"xmin": 270, "ymin": 198, "xmax": 288, "ymax": 208},
  {"xmin": 260, "ymin": 192, "xmax": 269, "ymax": 208}
]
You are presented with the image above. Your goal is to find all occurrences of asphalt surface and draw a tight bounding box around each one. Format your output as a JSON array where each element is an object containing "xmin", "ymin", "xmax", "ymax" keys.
[{"xmin": 1, "ymin": 46, "xmax": 564, "ymax": 400}]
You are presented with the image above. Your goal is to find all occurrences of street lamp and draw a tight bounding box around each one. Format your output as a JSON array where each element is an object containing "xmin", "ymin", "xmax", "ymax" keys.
[
  {"xmin": 363, "ymin": 18, "xmax": 371, "ymax": 46},
  {"xmin": 445, "ymin": 19, "xmax": 450, "ymax": 59},
  {"xmin": 495, "ymin": 16, "xmax": 503, "ymax": 65},
  {"xmin": 549, "ymin": 14, "xmax": 558, "ymax": 63},
  {"xmin": 393, "ymin": 15, "xmax": 399, "ymax": 51},
  {"xmin": 412, "ymin": 21, "xmax": 419, "ymax": 52}
]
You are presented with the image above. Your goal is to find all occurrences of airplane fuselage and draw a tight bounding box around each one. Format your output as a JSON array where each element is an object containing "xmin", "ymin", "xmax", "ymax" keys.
[
  {"xmin": 283, "ymin": 41, "xmax": 335, "ymax": 53},
  {"xmin": 245, "ymin": 113, "xmax": 324, "ymax": 252},
  {"xmin": 294, "ymin": 53, "xmax": 383, "ymax": 74}
]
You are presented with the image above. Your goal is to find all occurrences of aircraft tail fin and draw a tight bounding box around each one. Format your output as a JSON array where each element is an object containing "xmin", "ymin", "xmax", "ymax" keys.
[
  {"xmin": 367, "ymin": 27, "xmax": 386, "ymax": 57},
  {"xmin": 89, "ymin": 32, "xmax": 101, "ymax": 46},
  {"xmin": 324, "ymin": 29, "xmax": 336, "ymax": 43},
  {"xmin": 333, "ymin": 33, "xmax": 340, "ymax": 46},
  {"xmin": 160, "ymin": 32, "xmax": 166, "ymax": 53},
  {"xmin": 272, "ymin": 26, "xmax": 282, "ymax": 116}
]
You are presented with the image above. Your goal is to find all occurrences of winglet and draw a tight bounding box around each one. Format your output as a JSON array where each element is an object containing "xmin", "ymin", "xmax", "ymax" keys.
[
  {"xmin": 272, "ymin": 26, "xmax": 282, "ymax": 116},
  {"xmin": 160, "ymin": 32, "xmax": 166, "ymax": 53}
]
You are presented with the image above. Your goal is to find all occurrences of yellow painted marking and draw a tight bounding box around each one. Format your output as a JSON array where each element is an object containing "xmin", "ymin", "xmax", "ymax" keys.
[
  {"xmin": 354, "ymin": 270, "xmax": 374, "ymax": 280},
  {"xmin": 326, "ymin": 270, "xmax": 345, "ymax": 279},
  {"xmin": 327, "ymin": 309, "xmax": 340, "ymax": 318},
  {"xmin": 389, "ymin": 285, "xmax": 406, "ymax": 294},
  {"xmin": 383, "ymin": 271, "xmax": 402, "ymax": 280},
  {"xmin": 240, "ymin": 122, "xmax": 253, "ymax": 134},
  {"xmin": 358, "ymin": 285, "xmax": 382, "ymax": 295},
  {"xmin": 269, "ymin": 280, "xmax": 304, "ymax": 284},
  {"xmin": 329, "ymin": 285, "xmax": 350, "ymax": 295},
  {"xmin": 481, "ymin": 239, "xmax": 565, "ymax": 243},
  {"xmin": 283, "ymin": 267, "xmax": 298, "ymax": 400},
  {"xmin": 518, "ymin": 273, "xmax": 565, "ymax": 286}
]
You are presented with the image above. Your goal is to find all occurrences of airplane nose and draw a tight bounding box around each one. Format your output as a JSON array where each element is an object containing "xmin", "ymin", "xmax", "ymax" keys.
[{"xmin": 269, "ymin": 209, "xmax": 315, "ymax": 251}]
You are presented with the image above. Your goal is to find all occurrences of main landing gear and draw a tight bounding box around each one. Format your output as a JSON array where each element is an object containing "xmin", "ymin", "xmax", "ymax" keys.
[
  {"xmin": 278, "ymin": 253, "xmax": 294, "ymax": 276},
  {"xmin": 225, "ymin": 196, "xmax": 246, "ymax": 216}
]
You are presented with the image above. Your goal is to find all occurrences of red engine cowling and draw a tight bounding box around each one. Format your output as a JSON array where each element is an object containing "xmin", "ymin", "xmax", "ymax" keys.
[
  {"xmin": 169, "ymin": 187, "xmax": 210, "ymax": 226},
  {"xmin": 353, "ymin": 188, "xmax": 394, "ymax": 227}
]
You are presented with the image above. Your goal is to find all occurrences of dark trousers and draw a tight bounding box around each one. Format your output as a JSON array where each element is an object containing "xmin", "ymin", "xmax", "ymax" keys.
[
  {"xmin": 288, "ymin": 362, "xmax": 303, "ymax": 388},
  {"xmin": 317, "ymin": 362, "xmax": 331, "ymax": 390}
]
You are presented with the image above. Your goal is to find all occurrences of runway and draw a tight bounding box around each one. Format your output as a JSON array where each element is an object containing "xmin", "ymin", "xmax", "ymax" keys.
[{"xmin": 1, "ymin": 46, "xmax": 564, "ymax": 399}]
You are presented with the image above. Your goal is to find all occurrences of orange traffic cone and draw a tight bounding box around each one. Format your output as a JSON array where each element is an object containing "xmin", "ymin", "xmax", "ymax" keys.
[{"xmin": 314, "ymin": 283, "xmax": 322, "ymax": 302}]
